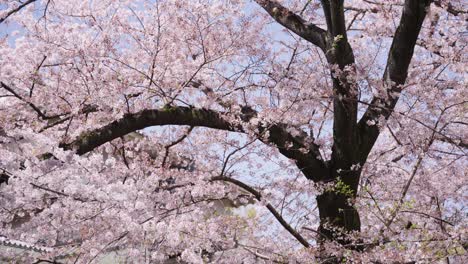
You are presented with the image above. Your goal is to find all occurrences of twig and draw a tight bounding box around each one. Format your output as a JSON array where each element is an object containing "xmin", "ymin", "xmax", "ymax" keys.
[
  {"xmin": 161, "ymin": 126, "xmax": 194, "ymax": 167},
  {"xmin": 211, "ymin": 176, "xmax": 310, "ymax": 248},
  {"xmin": 0, "ymin": 0, "xmax": 38, "ymax": 24},
  {"xmin": 1, "ymin": 81, "xmax": 69, "ymax": 120}
]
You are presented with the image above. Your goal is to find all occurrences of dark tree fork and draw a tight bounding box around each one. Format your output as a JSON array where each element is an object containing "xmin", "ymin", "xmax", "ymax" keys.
[{"xmin": 58, "ymin": 0, "xmax": 433, "ymax": 254}]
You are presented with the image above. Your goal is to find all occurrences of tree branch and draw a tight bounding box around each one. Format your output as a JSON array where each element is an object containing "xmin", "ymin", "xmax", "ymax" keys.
[
  {"xmin": 434, "ymin": 135, "xmax": 468, "ymax": 149},
  {"xmin": 211, "ymin": 176, "xmax": 310, "ymax": 248},
  {"xmin": 433, "ymin": 0, "xmax": 467, "ymax": 16},
  {"xmin": 1, "ymin": 81, "xmax": 69, "ymax": 120},
  {"xmin": 254, "ymin": 0, "xmax": 327, "ymax": 50},
  {"xmin": 357, "ymin": 0, "xmax": 432, "ymax": 162},
  {"xmin": 60, "ymin": 105, "xmax": 328, "ymax": 182},
  {"xmin": 320, "ymin": 1, "xmax": 360, "ymax": 190},
  {"xmin": 161, "ymin": 126, "xmax": 194, "ymax": 167},
  {"xmin": 0, "ymin": 0, "xmax": 38, "ymax": 24},
  {"xmin": 60, "ymin": 106, "xmax": 238, "ymax": 155}
]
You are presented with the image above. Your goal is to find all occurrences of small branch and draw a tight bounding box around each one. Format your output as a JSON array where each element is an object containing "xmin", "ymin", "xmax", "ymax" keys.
[
  {"xmin": 400, "ymin": 210, "xmax": 454, "ymax": 226},
  {"xmin": 434, "ymin": 135, "xmax": 468, "ymax": 149},
  {"xmin": 0, "ymin": 0, "xmax": 38, "ymax": 24},
  {"xmin": 211, "ymin": 176, "xmax": 310, "ymax": 248},
  {"xmin": 387, "ymin": 125, "xmax": 403, "ymax": 146},
  {"xmin": 39, "ymin": 116, "xmax": 72, "ymax": 132},
  {"xmin": 218, "ymin": 140, "xmax": 256, "ymax": 177},
  {"xmin": 30, "ymin": 182, "xmax": 90, "ymax": 203},
  {"xmin": 1, "ymin": 81, "xmax": 69, "ymax": 120},
  {"xmin": 30, "ymin": 183, "xmax": 69, "ymax": 197},
  {"xmin": 242, "ymin": 246, "xmax": 287, "ymax": 263},
  {"xmin": 119, "ymin": 139, "xmax": 131, "ymax": 170},
  {"xmin": 87, "ymin": 231, "xmax": 129, "ymax": 263},
  {"xmin": 346, "ymin": 10, "xmax": 364, "ymax": 31},
  {"xmin": 30, "ymin": 55, "xmax": 48, "ymax": 97},
  {"xmin": 299, "ymin": 0, "xmax": 312, "ymax": 16},
  {"xmin": 32, "ymin": 260, "xmax": 64, "ymax": 264},
  {"xmin": 161, "ymin": 126, "xmax": 194, "ymax": 167},
  {"xmin": 302, "ymin": 226, "xmax": 328, "ymax": 239},
  {"xmin": 433, "ymin": 1, "xmax": 467, "ymax": 16},
  {"xmin": 384, "ymin": 108, "xmax": 443, "ymax": 231},
  {"xmin": 384, "ymin": 154, "xmax": 424, "ymax": 229}
]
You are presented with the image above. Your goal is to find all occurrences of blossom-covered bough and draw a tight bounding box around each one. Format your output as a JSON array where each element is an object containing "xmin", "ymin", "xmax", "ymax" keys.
[{"xmin": 0, "ymin": 0, "xmax": 466, "ymax": 263}]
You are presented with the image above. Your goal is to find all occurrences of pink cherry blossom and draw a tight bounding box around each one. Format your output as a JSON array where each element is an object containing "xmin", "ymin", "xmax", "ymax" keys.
[{"xmin": 0, "ymin": 0, "xmax": 466, "ymax": 263}]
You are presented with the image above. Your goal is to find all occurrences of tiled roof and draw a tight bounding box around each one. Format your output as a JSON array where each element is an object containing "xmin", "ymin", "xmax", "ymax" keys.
[{"xmin": 0, "ymin": 236, "xmax": 53, "ymax": 253}]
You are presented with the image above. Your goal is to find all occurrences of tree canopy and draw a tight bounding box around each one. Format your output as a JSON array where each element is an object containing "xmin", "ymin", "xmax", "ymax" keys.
[{"xmin": 0, "ymin": 0, "xmax": 466, "ymax": 263}]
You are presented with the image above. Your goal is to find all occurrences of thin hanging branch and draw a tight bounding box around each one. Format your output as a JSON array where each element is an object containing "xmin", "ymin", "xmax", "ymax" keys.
[{"xmin": 211, "ymin": 175, "xmax": 310, "ymax": 248}]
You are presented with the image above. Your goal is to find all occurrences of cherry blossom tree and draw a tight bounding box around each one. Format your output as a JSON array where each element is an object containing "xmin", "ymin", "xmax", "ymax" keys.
[{"xmin": 0, "ymin": 0, "xmax": 466, "ymax": 263}]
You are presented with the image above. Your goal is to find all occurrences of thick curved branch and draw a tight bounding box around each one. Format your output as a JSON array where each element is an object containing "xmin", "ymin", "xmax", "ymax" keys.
[
  {"xmin": 254, "ymin": 0, "xmax": 327, "ymax": 50},
  {"xmin": 60, "ymin": 106, "xmax": 238, "ymax": 155},
  {"xmin": 60, "ymin": 106, "xmax": 328, "ymax": 181},
  {"xmin": 357, "ymin": 0, "xmax": 432, "ymax": 162}
]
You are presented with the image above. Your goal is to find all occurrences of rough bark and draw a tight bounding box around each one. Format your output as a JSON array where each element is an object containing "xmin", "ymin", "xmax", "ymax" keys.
[
  {"xmin": 315, "ymin": 0, "xmax": 432, "ymax": 251},
  {"xmin": 316, "ymin": 0, "xmax": 362, "ymax": 244},
  {"xmin": 60, "ymin": 105, "xmax": 328, "ymax": 182}
]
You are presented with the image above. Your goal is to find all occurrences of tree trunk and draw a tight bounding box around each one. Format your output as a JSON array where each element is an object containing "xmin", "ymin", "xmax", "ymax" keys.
[{"xmin": 317, "ymin": 191, "xmax": 361, "ymax": 241}]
